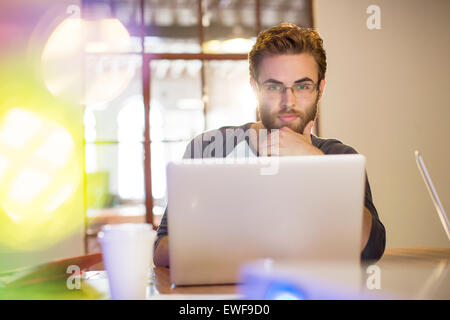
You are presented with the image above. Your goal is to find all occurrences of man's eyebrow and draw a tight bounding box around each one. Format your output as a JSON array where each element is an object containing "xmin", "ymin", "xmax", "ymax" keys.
[
  {"xmin": 293, "ymin": 77, "xmax": 315, "ymax": 83},
  {"xmin": 262, "ymin": 77, "xmax": 315, "ymax": 84},
  {"xmin": 262, "ymin": 79, "xmax": 284, "ymax": 84}
]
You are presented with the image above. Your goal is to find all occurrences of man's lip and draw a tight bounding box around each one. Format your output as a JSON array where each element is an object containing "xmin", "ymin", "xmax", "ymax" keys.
[{"xmin": 278, "ymin": 114, "xmax": 299, "ymax": 122}]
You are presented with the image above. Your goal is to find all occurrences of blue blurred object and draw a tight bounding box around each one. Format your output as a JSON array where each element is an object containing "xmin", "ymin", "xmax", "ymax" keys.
[
  {"xmin": 264, "ymin": 282, "xmax": 307, "ymax": 300},
  {"xmin": 239, "ymin": 260, "xmax": 388, "ymax": 300}
]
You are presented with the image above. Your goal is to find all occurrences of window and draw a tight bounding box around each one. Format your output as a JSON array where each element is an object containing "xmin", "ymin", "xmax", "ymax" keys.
[{"xmin": 117, "ymin": 96, "xmax": 145, "ymax": 200}]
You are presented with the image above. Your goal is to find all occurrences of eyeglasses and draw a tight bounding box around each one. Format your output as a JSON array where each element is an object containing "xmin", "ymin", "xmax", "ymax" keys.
[{"xmin": 258, "ymin": 81, "xmax": 319, "ymax": 98}]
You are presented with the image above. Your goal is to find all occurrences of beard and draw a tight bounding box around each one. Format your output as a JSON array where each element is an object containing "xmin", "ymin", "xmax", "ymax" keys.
[{"xmin": 258, "ymin": 94, "xmax": 319, "ymax": 134}]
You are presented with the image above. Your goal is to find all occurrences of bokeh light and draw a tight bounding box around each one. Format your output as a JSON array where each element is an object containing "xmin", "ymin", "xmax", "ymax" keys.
[
  {"xmin": 202, "ymin": 38, "xmax": 255, "ymax": 53},
  {"xmin": 41, "ymin": 17, "xmax": 134, "ymax": 105},
  {"xmin": 0, "ymin": 107, "xmax": 82, "ymax": 251}
]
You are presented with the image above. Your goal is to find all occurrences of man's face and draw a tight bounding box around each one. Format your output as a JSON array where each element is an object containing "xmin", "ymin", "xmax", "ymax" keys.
[{"xmin": 252, "ymin": 53, "xmax": 324, "ymax": 133}]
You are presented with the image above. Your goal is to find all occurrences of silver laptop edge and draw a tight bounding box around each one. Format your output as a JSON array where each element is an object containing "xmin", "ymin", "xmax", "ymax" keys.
[{"xmin": 415, "ymin": 150, "xmax": 450, "ymax": 240}]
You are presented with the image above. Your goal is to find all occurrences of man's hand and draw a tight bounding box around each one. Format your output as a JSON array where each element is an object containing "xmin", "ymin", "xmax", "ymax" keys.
[{"xmin": 259, "ymin": 121, "xmax": 324, "ymax": 156}]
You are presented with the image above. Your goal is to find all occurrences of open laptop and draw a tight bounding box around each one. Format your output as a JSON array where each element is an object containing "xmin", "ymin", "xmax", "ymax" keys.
[
  {"xmin": 167, "ymin": 155, "xmax": 366, "ymax": 285},
  {"xmin": 415, "ymin": 151, "xmax": 450, "ymax": 240}
]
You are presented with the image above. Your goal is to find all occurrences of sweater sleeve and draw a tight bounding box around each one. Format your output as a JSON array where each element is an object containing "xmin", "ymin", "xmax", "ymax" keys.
[{"xmin": 360, "ymin": 175, "xmax": 386, "ymax": 261}]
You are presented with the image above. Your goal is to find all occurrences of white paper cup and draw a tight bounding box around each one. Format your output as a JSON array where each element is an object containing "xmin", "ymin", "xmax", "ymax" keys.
[{"xmin": 98, "ymin": 223, "xmax": 156, "ymax": 300}]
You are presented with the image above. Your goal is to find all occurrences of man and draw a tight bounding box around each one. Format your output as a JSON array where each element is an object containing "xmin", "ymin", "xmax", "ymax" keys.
[{"xmin": 153, "ymin": 23, "xmax": 386, "ymax": 267}]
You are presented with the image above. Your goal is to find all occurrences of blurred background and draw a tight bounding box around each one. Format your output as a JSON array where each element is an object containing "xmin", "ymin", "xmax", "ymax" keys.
[{"xmin": 0, "ymin": 0, "xmax": 448, "ymax": 271}]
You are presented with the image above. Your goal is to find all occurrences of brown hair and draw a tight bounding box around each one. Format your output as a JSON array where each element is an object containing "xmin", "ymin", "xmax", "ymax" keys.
[{"xmin": 248, "ymin": 23, "xmax": 327, "ymax": 84}]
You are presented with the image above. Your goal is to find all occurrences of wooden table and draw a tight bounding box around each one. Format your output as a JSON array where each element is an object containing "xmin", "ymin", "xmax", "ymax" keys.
[
  {"xmin": 4, "ymin": 246, "xmax": 447, "ymax": 299},
  {"xmin": 368, "ymin": 246, "xmax": 450, "ymax": 299},
  {"xmin": 80, "ymin": 246, "xmax": 450, "ymax": 299},
  {"xmin": 381, "ymin": 246, "xmax": 450, "ymax": 263},
  {"xmin": 148, "ymin": 246, "xmax": 450, "ymax": 299},
  {"xmin": 153, "ymin": 266, "xmax": 240, "ymax": 295}
]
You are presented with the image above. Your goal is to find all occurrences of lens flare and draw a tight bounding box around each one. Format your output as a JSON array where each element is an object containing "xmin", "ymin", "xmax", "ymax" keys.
[
  {"xmin": 0, "ymin": 108, "xmax": 82, "ymax": 250},
  {"xmin": 41, "ymin": 17, "xmax": 134, "ymax": 105},
  {"xmin": 0, "ymin": 108, "xmax": 44, "ymax": 149}
]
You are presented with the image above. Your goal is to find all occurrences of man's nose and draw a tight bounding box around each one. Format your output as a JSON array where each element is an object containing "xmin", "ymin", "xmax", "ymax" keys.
[{"xmin": 281, "ymin": 87, "xmax": 296, "ymax": 109}]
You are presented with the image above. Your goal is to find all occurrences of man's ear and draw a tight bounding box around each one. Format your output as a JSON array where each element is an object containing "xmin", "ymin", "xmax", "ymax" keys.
[
  {"xmin": 250, "ymin": 77, "xmax": 258, "ymax": 93},
  {"xmin": 318, "ymin": 78, "xmax": 326, "ymax": 100},
  {"xmin": 250, "ymin": 77, "xmax": 261, "ymax": 118}
]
